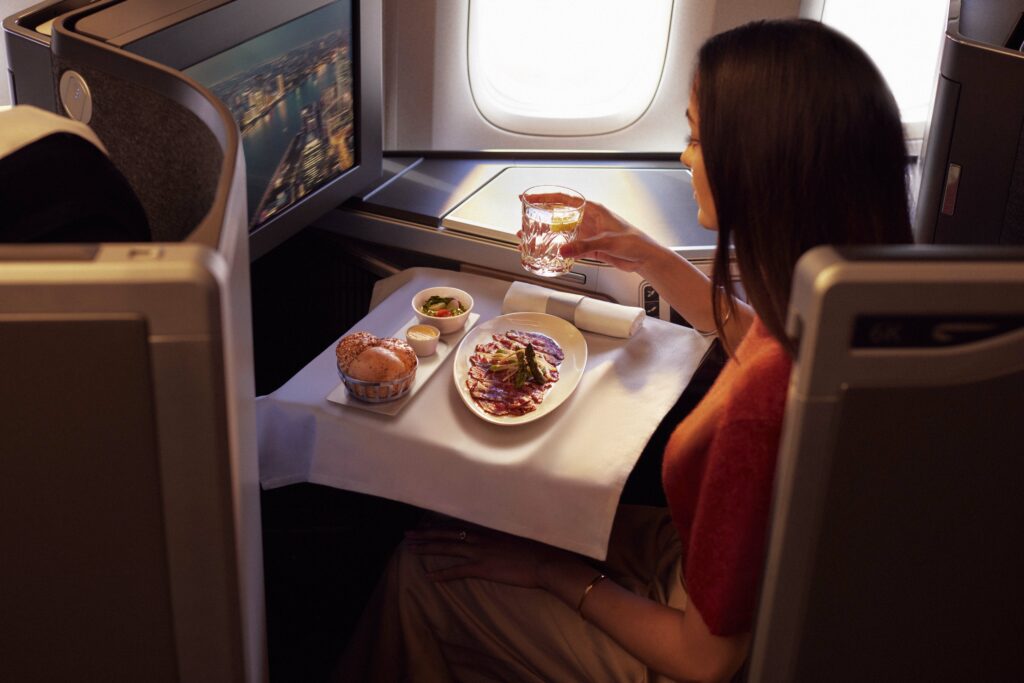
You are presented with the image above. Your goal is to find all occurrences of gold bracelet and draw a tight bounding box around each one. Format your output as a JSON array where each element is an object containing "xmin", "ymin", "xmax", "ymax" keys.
[
  {"xmin": 693, "ymin": 302, "xmax": 734, "ymax": 337},
  {"xmin": 576, "ymin": 573, "xmax": 608, "ymax": 619}
]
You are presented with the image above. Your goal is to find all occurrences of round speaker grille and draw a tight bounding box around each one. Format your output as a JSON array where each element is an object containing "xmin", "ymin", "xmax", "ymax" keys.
[{"xmin": 59, "ymin": 70, "xmax": 93, "ymax": 124}]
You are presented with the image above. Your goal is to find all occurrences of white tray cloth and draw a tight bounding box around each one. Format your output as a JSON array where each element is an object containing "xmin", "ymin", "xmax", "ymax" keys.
[{"xmin": 256, "ymin": 268, "xmax": 712, "ymax": 559}]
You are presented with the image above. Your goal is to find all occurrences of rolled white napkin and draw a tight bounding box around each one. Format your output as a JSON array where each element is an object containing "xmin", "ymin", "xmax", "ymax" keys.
[{"xmin": 502, "ymin": 281, "xmax": 645, "ymax": 338}]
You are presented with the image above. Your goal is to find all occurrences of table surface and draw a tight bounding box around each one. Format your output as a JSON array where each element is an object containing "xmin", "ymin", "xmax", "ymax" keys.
[{"xmin": 256, "ymin": 267, "xmax": 712, "ymax": 559}]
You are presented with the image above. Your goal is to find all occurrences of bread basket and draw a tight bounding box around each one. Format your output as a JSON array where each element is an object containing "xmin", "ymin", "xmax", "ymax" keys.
[{"xmin": 337, "ymin": 360, "xmax": 417, "ymax": 403}]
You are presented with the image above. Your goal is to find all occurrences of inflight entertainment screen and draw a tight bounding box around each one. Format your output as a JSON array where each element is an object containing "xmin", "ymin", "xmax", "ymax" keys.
[{"xmin": 185, "ymin": 1, "xmax": 355, "ymax": 230}]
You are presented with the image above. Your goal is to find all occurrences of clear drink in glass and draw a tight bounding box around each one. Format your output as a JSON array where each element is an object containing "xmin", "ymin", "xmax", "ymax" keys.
[{"xmin": 520, "ymin": 186, "xmax": 586, "ymax": 277}]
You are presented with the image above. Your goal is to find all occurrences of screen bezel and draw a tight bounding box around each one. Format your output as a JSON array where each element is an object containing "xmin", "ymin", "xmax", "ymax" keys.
[{"xmin": 118, "ymin": 0, "xmax": 382, "ymax": 260}]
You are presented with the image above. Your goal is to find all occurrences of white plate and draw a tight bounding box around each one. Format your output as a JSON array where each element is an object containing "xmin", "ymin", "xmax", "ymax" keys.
[
  {"xmin": 453, "ymin": 312, "xmax": 588, "ymax": 425},
  {"xmin": 327, "ymin": 312, "xmax": 480, "ymax": 416}
]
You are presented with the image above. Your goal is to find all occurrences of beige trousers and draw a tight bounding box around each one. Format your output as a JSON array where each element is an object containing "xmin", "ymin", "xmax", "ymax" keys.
[{"xmin": 336, "ymin": 505, "xmax": 686, "ymax": 682}]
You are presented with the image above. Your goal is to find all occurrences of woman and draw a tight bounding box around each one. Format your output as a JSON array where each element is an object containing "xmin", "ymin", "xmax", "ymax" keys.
[{"xmin": 340, "ymin": 19, "xmax": 913, "ymax": 682}]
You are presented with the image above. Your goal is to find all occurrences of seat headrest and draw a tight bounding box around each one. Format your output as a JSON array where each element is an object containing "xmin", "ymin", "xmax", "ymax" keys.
[{"xmin": 0, "ymin": 105, "xmax": 150, "ymax": 244}]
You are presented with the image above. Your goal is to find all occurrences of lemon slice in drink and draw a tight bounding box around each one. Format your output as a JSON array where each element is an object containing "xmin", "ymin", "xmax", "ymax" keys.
[{"xmin": 550, "ymin": 213, "xmax": 579, "ymax": 233}]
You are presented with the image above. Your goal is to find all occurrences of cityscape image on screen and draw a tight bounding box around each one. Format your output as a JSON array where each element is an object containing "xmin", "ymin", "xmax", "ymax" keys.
[{"xmin": 186, "ymin": 1, "xmax": 355, "ymax": 229}]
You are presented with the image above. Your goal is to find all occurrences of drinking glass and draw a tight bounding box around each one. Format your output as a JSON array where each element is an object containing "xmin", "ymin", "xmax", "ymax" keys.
[{"xmin": 519, "ymin": 185, "xmax": 586, "ymax": 277}]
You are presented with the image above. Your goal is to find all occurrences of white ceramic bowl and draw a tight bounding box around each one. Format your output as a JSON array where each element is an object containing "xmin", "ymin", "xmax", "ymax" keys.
[{"xmin": 412, "ymin": 286, "xmax": 474, "ymax": 334}]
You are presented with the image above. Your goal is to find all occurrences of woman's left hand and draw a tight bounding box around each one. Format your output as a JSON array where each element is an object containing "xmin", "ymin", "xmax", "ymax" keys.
[{"xmin": 404, "ymin": 526, "xmax": 581, "ymax": 589}]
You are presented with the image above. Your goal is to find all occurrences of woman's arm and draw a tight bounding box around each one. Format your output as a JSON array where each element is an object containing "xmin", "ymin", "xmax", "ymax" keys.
[
  {"xmin": 561, "ymin": 200, "xmax": 753, "ymax": 349},
  {"xmin": 406, "ymin": 528, "xmax": 749, "ymax": 683},
  {"xmin": 540, "ymin": 555, "xmax": 749, "ymax": 683}
]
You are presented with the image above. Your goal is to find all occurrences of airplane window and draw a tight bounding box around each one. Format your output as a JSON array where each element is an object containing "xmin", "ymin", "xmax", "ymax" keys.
[
  {"xmin": 816, "ymin": 0, "xmax": 949, "ymax": 141},
  {"xmin": 467, "ymin": 0, "xmax": 674, "ymax": 137}
]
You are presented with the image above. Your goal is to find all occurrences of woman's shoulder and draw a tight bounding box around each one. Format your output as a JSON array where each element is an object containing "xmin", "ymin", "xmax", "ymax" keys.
[{"xmin": 724, "ymin": 320, "xmax": 793, "ymax": 424}]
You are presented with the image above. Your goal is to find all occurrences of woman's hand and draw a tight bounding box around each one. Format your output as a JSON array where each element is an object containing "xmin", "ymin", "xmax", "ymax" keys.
[
  {"xmin": 404, "ymin": 526, "xmax": 584, "ymax": 589},
  {"xmin": 560, "ymin": 200, "xmax": 672, "ymax": 276},
  {"xmin": 558, "ymin": 199, "xmax": 751, "ymax": 340}
]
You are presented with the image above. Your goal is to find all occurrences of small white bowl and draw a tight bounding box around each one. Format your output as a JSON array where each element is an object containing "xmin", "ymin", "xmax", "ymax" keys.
[
  {"xmin": 412, "ymin": 286, "xmax": 474, "ymax": 335},
  {"xmin": 406, "ymin": 324, "xmax": 441, "ymax": 356}
]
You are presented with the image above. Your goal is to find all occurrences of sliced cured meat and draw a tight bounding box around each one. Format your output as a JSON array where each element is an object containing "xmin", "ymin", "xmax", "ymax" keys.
[
  {"xmin": 466, "ymin": 376, "xmax": 535, "ymax": 416},
  {"xmin": 466, "ymin": 328, "xmax": 564, "ymax": 417},
  {"xmin": 505, "ymin": 330, "xmax": 565, "ymax": 364}
]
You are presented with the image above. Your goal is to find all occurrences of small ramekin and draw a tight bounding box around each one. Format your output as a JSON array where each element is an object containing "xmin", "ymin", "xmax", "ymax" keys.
[{"xmin": 406, "ymin": 324, "xmax": 441, "ymax": 356}]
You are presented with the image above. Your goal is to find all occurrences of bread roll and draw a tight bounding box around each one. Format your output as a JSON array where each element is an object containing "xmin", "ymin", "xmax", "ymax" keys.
[
  {"xmin": 377, "ymin": 337, "xmax": 417, "ymax": 372},
  {"xmin": 336, "ymin": 332, "xmax": 417, "ymax": 379},
  {"xmin": 347, "ymin": 346, "xmax": 408, "ymax": 382},
  {"xmin": 336, "ymin": 331, "xmax": 377, "ymax": 372}
]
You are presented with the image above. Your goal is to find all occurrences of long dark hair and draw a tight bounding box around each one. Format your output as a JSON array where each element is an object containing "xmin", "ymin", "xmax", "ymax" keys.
[{"xmin": 696, "ymin": 20, "xmax": 913, "ymax": 355}]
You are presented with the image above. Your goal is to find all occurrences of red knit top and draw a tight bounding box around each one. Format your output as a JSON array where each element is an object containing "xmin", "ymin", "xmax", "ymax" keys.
[{"xmin": 662, "ymin": 318, "xmax": 792, "ymax": 636}]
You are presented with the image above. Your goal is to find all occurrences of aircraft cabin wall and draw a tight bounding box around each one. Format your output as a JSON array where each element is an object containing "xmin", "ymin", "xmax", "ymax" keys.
[
  {"xmin": 322, "ymin": 0, "xmax": 946, "ymax": 326},
  {"xmin": 380, "ymin": 0, "xmax": 801, "ymax": 152}
]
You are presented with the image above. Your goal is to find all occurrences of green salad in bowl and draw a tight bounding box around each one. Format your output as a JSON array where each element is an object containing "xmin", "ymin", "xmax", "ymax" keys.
[
  {"xmin": 412, "ymin": 286, "xmax": 474, "ymax": 334},
  {"xmin": 420, "ymin": 295, "xmax": 467, "ymax": 318}
]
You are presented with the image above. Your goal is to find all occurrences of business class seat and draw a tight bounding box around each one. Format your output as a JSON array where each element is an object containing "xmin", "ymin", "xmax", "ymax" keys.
[
  {"xmin": 0, "ymin": 13, "xmax": 264, "ymax": 682},
  {"xmin": 748, "ymin": 245, "xmax": 1024, "ymax": 682}
]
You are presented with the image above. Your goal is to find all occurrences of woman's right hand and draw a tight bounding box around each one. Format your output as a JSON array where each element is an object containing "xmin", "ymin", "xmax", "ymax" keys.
[
  {"xmin": 560, "ymin": 200, "xmax": 672, "ymax": 276},
  {"xmin": 561, "ymin": 200, "xmax": 749, "ymax": 341}
]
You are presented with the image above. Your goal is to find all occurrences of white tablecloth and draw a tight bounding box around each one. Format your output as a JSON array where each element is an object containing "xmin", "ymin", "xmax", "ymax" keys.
[{"xmin": 257, "ymin": 268, "xmax": 712, "ymax": 559}]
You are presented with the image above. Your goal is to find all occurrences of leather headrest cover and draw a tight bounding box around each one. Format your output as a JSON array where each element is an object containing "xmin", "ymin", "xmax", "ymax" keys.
[
  {"xmin": 0, "ymin": 105, "xmax": 106, "ymax": 158},
  {"xmin": 0, "ymin": 105, "xmax": 149, "ymax": 244}
]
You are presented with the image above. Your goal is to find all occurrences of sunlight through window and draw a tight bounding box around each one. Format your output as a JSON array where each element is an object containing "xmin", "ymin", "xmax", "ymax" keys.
[
  {"xmin": 468, "ymin": 0, "xmax": 674, "ymax": 136},
  {"xmin": 818, "ymin": 0, "xmax": 949, "ymax": 138}
]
